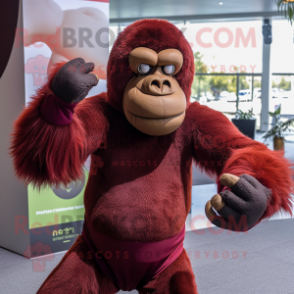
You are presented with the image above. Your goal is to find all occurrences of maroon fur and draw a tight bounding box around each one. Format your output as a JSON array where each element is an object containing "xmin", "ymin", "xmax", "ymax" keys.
[
  {"xmin": 185, "ymin": 103, "xmax": 294, "ymax": 219},
  {"xmin": 37, "ymin": 236, "xmax": 118, "ymax": 294},
  {"xmin": 9, "ymin": 62, "xmax": 108, "ymax": 189},
  {"xmin": 10, "ymin": 19, "xmax": 293, "ymax": 293}
]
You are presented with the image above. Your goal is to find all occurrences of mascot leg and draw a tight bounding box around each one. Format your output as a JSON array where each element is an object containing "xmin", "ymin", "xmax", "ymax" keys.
[
  {"xmin": 37, "ymin": 235, "xmax": 119, "ymax": 294},
  {"xmin": 137, "ymin": 249, "xmax": 198, "ymax": 294}
]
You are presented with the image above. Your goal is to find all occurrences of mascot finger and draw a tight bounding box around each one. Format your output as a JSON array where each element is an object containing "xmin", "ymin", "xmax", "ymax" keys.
[
  {"xmin": 205, "ymin": 200, "xmax": 228, "ymax": 230},
  {"xmin": 211, "ymin": 193, "xmax": 242, "ymax": 223},
  {"xmin": 219, "ymin": 173, "xmax": 240, "ymax": 188},
  {"xmin": 211, "ymin": 194, "xmax": 225, "ymax": 211}
]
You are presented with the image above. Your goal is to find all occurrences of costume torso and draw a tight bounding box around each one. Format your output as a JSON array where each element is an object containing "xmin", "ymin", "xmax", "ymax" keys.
[{"xmin": 84, "ymin": 101, "xmax": 193, "ymax": 242}]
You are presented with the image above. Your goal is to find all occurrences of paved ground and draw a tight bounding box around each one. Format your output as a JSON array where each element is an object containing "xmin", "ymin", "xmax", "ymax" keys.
[{"xmin": 1, "ymin": 219, "xmax": 293, "ymax": 294}]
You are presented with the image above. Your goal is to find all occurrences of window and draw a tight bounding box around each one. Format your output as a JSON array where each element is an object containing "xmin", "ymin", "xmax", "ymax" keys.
[
  {"xmin": 270, "ymin": 20, "xmax": 294, "ymax": 124},
  {"xmin": 177, "ymin": 21, "xmax": 263, "ymax": 129}
]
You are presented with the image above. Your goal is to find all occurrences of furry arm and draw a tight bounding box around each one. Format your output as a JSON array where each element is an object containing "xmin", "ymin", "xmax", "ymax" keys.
[
  {"xmin": 187, "ymin": 102, "xmax": 294, "ymax": 219},
  {"xmin": 9, "ymin": 62, "xmax": 108, "ymax": 188}
]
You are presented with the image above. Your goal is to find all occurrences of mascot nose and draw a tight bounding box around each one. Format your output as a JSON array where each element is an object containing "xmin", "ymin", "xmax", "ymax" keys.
[{"xmin": 141, "ymin": 75, "xmax": 174, "ymax": 96}]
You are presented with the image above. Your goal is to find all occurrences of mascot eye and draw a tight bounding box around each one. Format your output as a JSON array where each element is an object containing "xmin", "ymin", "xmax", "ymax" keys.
[
  {"xmin": 138, "ymin": 64, "xmax": 153, "ymax": 75},
  {"xmin": 162, "ymin": 65, "xmax": 175, "ymax": 75}
]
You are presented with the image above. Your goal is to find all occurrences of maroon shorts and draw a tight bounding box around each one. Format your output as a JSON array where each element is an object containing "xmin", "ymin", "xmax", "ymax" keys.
[{"xmin": 81, "ymin": 220, "xmax": 185, "ymax": 291}]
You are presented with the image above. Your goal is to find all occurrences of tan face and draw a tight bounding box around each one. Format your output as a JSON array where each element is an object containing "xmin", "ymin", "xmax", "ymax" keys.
[{"xmin": 123, "ymin": 47, "xmax": 186, "ymax": 136}]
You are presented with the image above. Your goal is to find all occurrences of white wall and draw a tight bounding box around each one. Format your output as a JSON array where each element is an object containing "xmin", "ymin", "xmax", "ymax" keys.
[{"xmin": 0, "ymin": 1, "xmax": 30, "ymax": 256}]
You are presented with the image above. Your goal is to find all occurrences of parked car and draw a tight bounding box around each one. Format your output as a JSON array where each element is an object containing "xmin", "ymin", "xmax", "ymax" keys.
[
  {"xmin": 272, "ymin": 88, "xmax": 282, "ymax": 98},
  {"xmin": 272, "ymin": 88, "xmax": 290, "ymax": 99},
  {"xmin": 226, "ymin": 92, "xmax": 238, "ymax": 102},
  {"xmin": 202, "ymin": 92, "xmax": 215, "ymax": 102},
  {"xmin": 238, "ymin": 89, "xmax": 251, "ymax": 101},
  {"xmin": 218, "ymin": 91, "xmax": 230, "ymax": 100},
  {"xmin": 191, "ymin": 92, "xmax": 215, "ymax": 103},
  {"xmin": 256, "ymin": 88, "xmax": 291, "ymax": 99},
  {"xmin": 223, "ymin": 91, "xmax": 249, "ymax": 102}
]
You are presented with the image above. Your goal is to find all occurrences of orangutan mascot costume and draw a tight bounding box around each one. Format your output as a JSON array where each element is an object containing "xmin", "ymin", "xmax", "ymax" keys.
[{"xmin": 10, "ymin": 19, "xmax": 293, "ymax": 293}]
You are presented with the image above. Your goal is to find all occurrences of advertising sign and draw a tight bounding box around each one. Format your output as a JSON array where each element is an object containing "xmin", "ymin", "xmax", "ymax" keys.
[{"xmin": 22, "ymin": 0, "xmax": 109, "ymax": 256}]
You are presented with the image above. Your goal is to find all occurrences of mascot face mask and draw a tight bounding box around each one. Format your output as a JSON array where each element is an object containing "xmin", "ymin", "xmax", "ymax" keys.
[
  {"xmin": 106, "ymin": 19, "xmax": 195, "ymax": 136},
  {"xmin": 123, "ymin": 47, "xmax": 186, "ymax": 136}
]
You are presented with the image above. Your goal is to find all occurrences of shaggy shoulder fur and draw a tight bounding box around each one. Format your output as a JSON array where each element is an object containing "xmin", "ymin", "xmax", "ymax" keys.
[
  {"xmin": 184, "ymin": 102, "xmax": 294, "ymax": 219},
  {"xmin": 9, "ymin": 62, "xmax": 109, "ymax": 188}
]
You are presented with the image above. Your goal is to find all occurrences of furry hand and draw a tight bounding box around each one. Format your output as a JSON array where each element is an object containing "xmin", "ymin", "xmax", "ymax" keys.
[
  {"xmin": 205, "ymin": 173, "xmax": 272, "ymax": 231},
  {"xmin": 51, "ymin": 58, "xmax": 99, "ymax": 103}
]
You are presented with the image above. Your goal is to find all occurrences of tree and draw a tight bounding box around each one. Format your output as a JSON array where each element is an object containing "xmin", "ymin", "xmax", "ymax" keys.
[
  {"xmin": 209, "ymin": 75, "xmax": 237, "ymax": 96},
  {"xmin": 279, "ymin": 77, "xmax": 291, "ymax": 91},
  {"xmin": 239, "ymin": 76, "xmax": 250, "ymax": 90},
  {"xmin": 272, "ymin": 77, "xmax": 291, "ymax": 90},
  {"xmin": 254, "ymin": 79, "xmax": 262, "ymax": 89}
]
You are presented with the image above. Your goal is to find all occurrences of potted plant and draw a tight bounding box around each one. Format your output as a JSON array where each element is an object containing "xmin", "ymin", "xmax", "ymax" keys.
[
  {"xmin": 232, "ymin": 108, "xmax": 256, "ymax": 139},
  {"xmin": 276, "ymin": 0, "xmax": 294, "ymax": 24},
  {"xmin": 262, "ymin": 104, "xmax": 294, "ymax": 151}
]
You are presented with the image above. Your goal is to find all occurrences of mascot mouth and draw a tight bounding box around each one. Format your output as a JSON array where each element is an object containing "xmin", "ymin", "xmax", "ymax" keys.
[
  {"xmin": 125, "ymin": 86, "xmax": 186, "ymax": 121},
  {"xmin": 136, "ymin": 86, "xmax": 176, "ymax": 97},
  {"xmin": 128, "ymin": 110, "xmax": 185, "ymax": 121}
]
